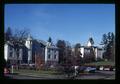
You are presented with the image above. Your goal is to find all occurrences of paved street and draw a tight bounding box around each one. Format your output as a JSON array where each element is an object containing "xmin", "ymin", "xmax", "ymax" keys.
[{"xmin": 4, "ymin": 71, "xmax": 115, "ymax": 80}]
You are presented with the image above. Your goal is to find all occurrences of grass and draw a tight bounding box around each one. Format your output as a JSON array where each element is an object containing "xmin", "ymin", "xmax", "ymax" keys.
[
  {"xmin": 84, "ymin": 61, "xmax": 115, "ymax": 66},
  {"xmin": 10, "ymin": 69, "xmax": 65, "ymax": 78},
  {"xmin": 12, "ymin": 69, "xmax": 59, "ymax": 75}
]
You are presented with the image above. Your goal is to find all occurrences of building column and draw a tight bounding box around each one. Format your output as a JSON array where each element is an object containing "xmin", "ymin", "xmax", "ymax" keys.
[
  {"xmin": 28, "ymin": 49, "xmax": 32, "ymax": 64},
  {"xmin": 45, "ymin": 47, "xmax": 48, "ymax": 64}
]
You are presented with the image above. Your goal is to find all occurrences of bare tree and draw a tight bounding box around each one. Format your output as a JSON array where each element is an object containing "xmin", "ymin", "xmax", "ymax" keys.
[
  {"xmin": 13, "ymin": 28, "xmax": 30, "ymax": 43},
  {"xmin": 74, "ymin": 43, "xmax": 82, "ymax": 65}
]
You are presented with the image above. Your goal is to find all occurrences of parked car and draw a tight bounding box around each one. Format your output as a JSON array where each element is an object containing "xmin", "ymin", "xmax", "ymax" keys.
[
  {"xmin": 113, "ymin": 68, "xmax": 115, "ymax": 71},
  {"xmin": 104, "ymin": 67, "xmax": 110, "ymax": 71},
  {"xmin": 99, "ymin": 66, "xmax": 104, "ymax": 71},
  {"xmin": 78, "ymin": 66, "xmax": 86, "ymax": 73},
  {"xmin": 29, "ymin": 64, "xmax": 36, "ymax": 70},
  {"xmin": 84, "ymin": 67, "xmax": 96, "ymax": 73}
]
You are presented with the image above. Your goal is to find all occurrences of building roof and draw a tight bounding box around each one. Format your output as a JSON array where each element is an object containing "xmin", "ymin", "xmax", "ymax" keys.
[
  {"xmin": 81, "ymin": 45, "xmax": 102, "ymax": 49},
  {"xmin": 27, "ymin": 34, "xmax": 32, "ymax": 41},
  {"xmin": 38, "ymin": 40, "xmax": 47, "ymax": 46},
  {"xmin": 5, "ymin": 40, "xmax": 26, "ymax": 49},
  {"xmin": 47, "ymin": 46, "xmax": 59, "ymax": 49}
]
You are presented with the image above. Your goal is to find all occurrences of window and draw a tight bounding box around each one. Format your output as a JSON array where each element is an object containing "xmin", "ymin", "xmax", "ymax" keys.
[
  {"xmin": 54, "ymin": 50, "xmax": 56, "ymax": 53},
  {"xmin": 9, "ymin": 52, "xmax": 13, "ymax": 57},
  {"xmin": 54, "ymin": 55, "xmax": 56, "ymax": 59},
  {"xmin": 16, "ymin": 49, "xmax": 19, "ymax": 58},
  {"xmin": 48, "ymin": 54, "xmax": 50, "ymax": 59},
  {"xmin": 48, "ymin": 49, "xmax": 50, "ymax": 53},
  {"xmin": 10, "ymin": 46, "xmax": 12, "ymax": 51},
  {"xmin": 17, "ymin": 52, "xmax": 19, "ymax": 58}
]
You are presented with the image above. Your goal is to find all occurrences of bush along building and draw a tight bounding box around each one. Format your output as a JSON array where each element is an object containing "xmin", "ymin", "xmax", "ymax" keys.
[{"xmin": 4, "ymin": 35, "xmax": 59, "ymax": 69}]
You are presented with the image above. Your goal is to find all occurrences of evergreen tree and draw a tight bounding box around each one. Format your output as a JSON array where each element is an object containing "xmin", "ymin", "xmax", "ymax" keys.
[
  {"xmin": 89, "ymin": 37, "xmax": 94, "ymax": 45},
  {"xmin": 101, "ymin": 32, "xmax": 115, "ymax": 61},
  {"xmin": 56, "ymin": 40, "xmax": 66, "ymax": 64},
  {"xmin": 48, "ymin": 37, "xmax": 52, "ymax": 43},
  {"xmin": 5, "ymin": 27, "xmax": 12, "ymax": 41}
]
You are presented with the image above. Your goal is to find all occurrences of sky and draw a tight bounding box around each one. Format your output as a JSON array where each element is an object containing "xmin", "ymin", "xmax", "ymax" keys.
[{"xmin": 5, "ymin": 4, "xmax": 115, "ymax": 46}]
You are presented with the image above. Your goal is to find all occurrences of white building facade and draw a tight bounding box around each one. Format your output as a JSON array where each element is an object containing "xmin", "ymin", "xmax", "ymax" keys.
[
  {"xmin": 45, "ymin": 42, "xmax": 59, "ymax": 66},
  {"xmin": 77, "ymin": 37, "xmax": 104, "ymax": 61},
  {"xmin": 4, "ymin": 41, "xmax": 23, "ymax": 65},
  {"xmin": 25, "ymin": 35, "xmax": 32, "ymax": 64},
  {"xmin": 4, "ymin": 36, "xmax": 59, "ymax": 68}
]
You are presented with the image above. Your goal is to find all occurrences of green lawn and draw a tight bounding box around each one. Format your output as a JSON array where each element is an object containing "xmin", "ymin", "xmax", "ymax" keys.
[
  {"xmin": 12, "ymin": 69, "xmax": 60, "ymax": 75},
  {"xmin": 84, "ymin": 61, "xmax": 115, "ymax": 66}
]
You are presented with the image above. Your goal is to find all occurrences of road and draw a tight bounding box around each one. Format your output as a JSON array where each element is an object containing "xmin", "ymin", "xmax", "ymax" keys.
[{"xmin": 4, "ymin": 71, "xmax": 115, "ymax": 80}]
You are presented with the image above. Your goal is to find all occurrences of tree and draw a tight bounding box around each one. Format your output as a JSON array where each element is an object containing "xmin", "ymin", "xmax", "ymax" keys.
[
  {"xmin": 111, "ymin": 38, "xmax": 115, "ymax": 62},
  {"xmin": 5, "ymin": 27, "xmax": 12, "ymax": 41},
  {"xmin": 89, "ymin": 37, "xmax": 94, "ymax": 45},
  {"xmin": 89, "ymin": 47, "xmax": 95, "ymax": 62},
  {"xmin": 13, "ymin": 28, "xmax": 30, "ymax": 43},
  {"xmin": 74, "ymin": 43, "xmax": 81, "ymax": 56},
  {"xmin": 83, "ymin": 47, "xmax": 95, "ymax": 63},
  {"xmin": 64, "ymin": 41, "xmax": 73, "ymax": 66},
  {"xmin": 35, "ymin": 53, "xmax": 44, "ymax": 70},
  {"xmin": 56, "ymin": 40, "xmax": 66, "ymax": 64},
  {"xmin": 48, "ymin": 37, "xmax": 52, "ymax": 43},
  {"xmin": 101, "ymin": 34, "xmax": 108, "ymax": 45},
  {"xmin": 56, "ymin": 40, "xmax": 74, "ymax": 67},
  {"xmin": 101, "ymin": 32, "xmax": 115, "ymax": 61},
  {"xmin": 74, "ymin": 43, "xmax": 82, "ymax": 65}
]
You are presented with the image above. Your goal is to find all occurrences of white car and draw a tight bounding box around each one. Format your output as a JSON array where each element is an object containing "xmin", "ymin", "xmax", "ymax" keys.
[
  {"xmin": 99, "ymin": 66, "xmax": 104, "ymax": 71},
  {"xmin": 113, "ymin": 68, "xmax": 115, "ymax": 71},
  {"xmin": 104, "ymin": 68, "xmax": 110, "ymax": 71},
  {"xmin": 84, "ymin": 67, "xmax": 96, "ymax": 73}
]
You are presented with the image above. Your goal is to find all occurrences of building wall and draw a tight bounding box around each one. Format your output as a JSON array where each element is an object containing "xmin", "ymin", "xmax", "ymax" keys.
[
  {"xmin": 45, "ymin": 48, "xmax": 58, "ymax": 61},
  {"xmin": 87, "ymin": 41, "xmax": 92, "ymax": 47},
  {"xmin": 22, "ymin": 46, "xmax": 28, "ymax": 63},
  {"xmin": 45, "ymin": 47, "xmax": 59, "ymax": 66},
  {"xmin": 45, "ymin": 46, "xmax": 48, "ymax": 63},
  {"xmin": 80, "ymin": 47, "xmax": 84, "ymax": 58},
  {"xmin": 5, "ymin": 40, "xmax": 59, "ymax": 68},
  {"xmin": 18, "ymin": 48, "xmax": 23, "ymax": 64},
  {"xmin": 94, "ymin": 48, "xmax": 103, "ymax": 60},
  {"xmin": 94, "ymin": 48, "xmax": 98, "ymax": 60},
  {"xmin": 4, "ymin": 42, "xmax": 25, "ymax": 65},
  {"xmin": 4, "ymin": 43, "xmax": 17, "ymax": 65},
  {"xmin": 80, "ymin": 46, "xmax": 103, "ymax": 61},
  {"xmin": 97, "ymin": 49, "xmax": 103, "ymax": 59},
  {"xmin": 7, "ymin": 45, "xmax": 16, "ymax": 60},
  {"xmin": 32, "ymin": 40, "xmax": 45, "ymax": 63},
  {"xmin": 25, "ymin": 40, "xmax": 32, "ymax": 63},
  {"xmin": 4, "ymin": 44, "xmax": 8, "ymax": 61}
]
